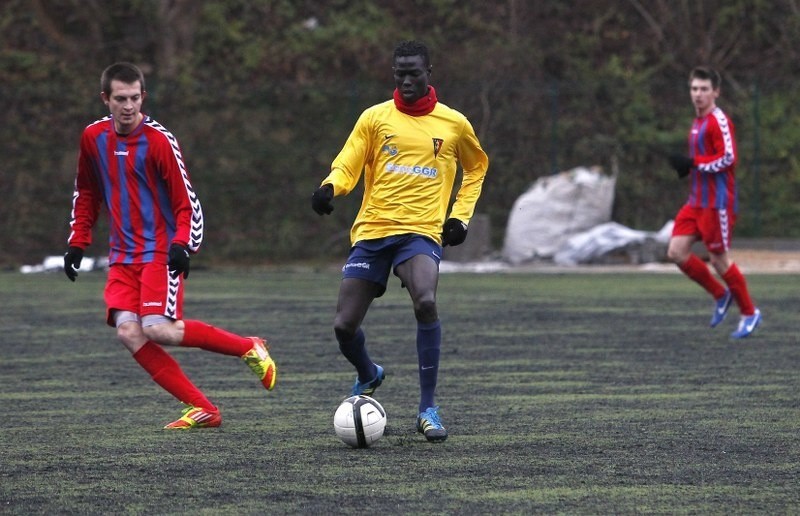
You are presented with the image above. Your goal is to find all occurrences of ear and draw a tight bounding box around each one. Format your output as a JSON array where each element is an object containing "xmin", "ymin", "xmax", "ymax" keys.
[{"xmin": 100, "ymin": 92, "xmax": 109, "ymax": 106}]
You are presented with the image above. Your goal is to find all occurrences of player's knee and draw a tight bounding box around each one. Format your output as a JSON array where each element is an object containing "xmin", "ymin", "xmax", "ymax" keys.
[
  {"xmin": 334, "ymin": 324, "xmax": 357, "ymax": 345},
  {"xmin": 666, "ymin": 248, "xmax": 679, "ymax": 263},
  {"xmin": 666, "ymin": 246, "xmax": 686, "ymax": 264},
  {"xmin": 708, "ymin": 253, "xmax": 730, "ymax": 273},
  {"xmin": 140, "ymin": 324, "xmax": 161, "ymax": 343},
  {"xmin": 142, "ymin": 322, "xmax": 175, "ymax": 344},
  {"xmin": 414, "ymin": 298, "xmax": 438, "ymax": 323},
  {"xmin": 116, "ymin": 322, "xmax": 144, "ymax": 347}
]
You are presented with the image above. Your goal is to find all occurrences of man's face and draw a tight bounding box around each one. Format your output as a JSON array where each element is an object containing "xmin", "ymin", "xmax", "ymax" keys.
[
  {"xmin": 393, "ymin": 55, "xmax": 430, "ymax": 103},
  {"xmin": 689, "ymin": 78, "xmax": 718, "ymax": 115},
  {"xmin": 102, "ymin": 79, "xmax": 145, "ymax": 134}
]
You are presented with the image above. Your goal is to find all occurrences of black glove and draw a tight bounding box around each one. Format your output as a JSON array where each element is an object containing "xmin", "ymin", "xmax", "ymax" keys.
[
  {"xmin": 168, "ymin": 243, "xmax": 191, "ymax": 279},
  {"xmin": 63, "ymin": 246, "xmax": 84, "ymax": 282},
  {"xmin": 311, "ymin": 184, "xmax": 334, "ymax": 215},
  {"xmin": 441, "ymin": 218, "xmax": 468, "ymax": 247},
  {"xmin": 668, "ymin": 154, "xmax": 694, "ymax": 178}
]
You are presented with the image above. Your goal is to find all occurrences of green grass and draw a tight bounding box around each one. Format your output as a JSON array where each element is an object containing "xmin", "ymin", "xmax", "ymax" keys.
[{"xmin": 1, "ymin": 268, "xmax": 798, "ymax": 514}]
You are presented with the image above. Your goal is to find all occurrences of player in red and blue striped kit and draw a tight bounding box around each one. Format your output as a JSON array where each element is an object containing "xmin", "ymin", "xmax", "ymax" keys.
[
  {"xmin": 667, "ymin": 66, "xmax": 761, "ymax": 339},
  {"xmin": 64, "ymin": 63, "xmax": 277, "ymax": 428},
  {"xmin": 71, "ymin": 111, "xmax": 202, "ymax": 266}
]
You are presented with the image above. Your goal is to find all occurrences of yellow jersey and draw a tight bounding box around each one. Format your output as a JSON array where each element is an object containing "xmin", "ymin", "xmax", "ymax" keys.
[{"xmin": 321, "ymin": 99, "xmax": 489, "ymax": 246}]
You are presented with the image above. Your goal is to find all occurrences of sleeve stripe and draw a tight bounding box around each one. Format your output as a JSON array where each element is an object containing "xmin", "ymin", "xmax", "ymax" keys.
[
  {"xmin": 144, "ymin": 119, "xmax": 204, "ymax": 252},
  {"xmin": 698, "ymin": 108, "xmax": 735, "ymax": 173}
]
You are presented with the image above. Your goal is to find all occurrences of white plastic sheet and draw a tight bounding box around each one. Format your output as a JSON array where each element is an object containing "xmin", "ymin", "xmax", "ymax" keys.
[
  {"xmin": 553, "ymin": 221, "xmax": 673, "ymax": 265},
  {"xmin": 502, "ymin": 166, "xmax": 616, "ymax": 265}
]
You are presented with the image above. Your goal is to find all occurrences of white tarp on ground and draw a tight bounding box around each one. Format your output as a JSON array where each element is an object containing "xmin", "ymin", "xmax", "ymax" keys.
[
  {"xmin": 553, "ymin": 220, "xmax": 673, "ymax": 265},
  {"xmin": 502, "ymin": 166, "xmax": 616, "ymax": 265}
]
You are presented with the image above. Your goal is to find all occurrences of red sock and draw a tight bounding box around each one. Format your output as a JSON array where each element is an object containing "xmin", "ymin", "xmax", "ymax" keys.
[
  {"xmin": 722, "ymin": 263, "xmax": 756, "ymax": 316},
  {"xmin": 133, "ymin": 341, "xmax": 216, "ymax": 411},
  {"xmin": 679, "ymin": 254, "xmax": 727, "ymax": 299},
  {"xmin": 181, "ymin": 320, "xmax": 253, "ymax": 356}
]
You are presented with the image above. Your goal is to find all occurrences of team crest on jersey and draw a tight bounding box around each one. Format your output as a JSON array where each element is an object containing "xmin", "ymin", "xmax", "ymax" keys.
[
  {"xmin": 432, "ymin": 138, "xmax": 443, "ymax": 158},
  {"xmin": 381, "ymin": 143, "xmax": 398, "ymax": 156}
]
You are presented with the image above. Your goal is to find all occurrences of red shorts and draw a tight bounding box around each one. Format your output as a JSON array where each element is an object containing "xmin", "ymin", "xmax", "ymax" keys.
[
  {"xmin": 672, "ymin": 205, "xmax": 736, "ymax": 254},
  {"xmin": 103, "ymin": 263, "xmax": 184, "ymax": 327}
]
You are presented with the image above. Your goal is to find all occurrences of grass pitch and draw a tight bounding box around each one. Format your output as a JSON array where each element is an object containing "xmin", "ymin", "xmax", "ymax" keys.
[{"xmin": 1, "ymin": 268, "xmax": 798, "ymax": 514}]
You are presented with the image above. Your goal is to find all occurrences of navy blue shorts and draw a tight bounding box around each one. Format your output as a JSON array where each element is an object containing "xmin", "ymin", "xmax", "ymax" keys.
[{"xmin": 342, "ymin": 234, "xmax": 442, "ymax": 297}]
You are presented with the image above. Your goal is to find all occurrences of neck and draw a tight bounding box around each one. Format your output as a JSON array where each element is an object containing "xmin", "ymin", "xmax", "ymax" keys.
[
  {"xmin": 393, "ymin": 86, "xmax": 438, "ymax": 116},
  {"xmin": 114, "ymin": 113, "xmax": 144, "ymax": 135},
  {"xmin": 696, "ymin": 104, "xmax": 716, "ymax": 117}
]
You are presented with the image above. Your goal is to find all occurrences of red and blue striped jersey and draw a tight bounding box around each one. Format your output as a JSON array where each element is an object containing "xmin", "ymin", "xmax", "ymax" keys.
[
  {"xmin": 684, "ymin": 107, "xmax": 738, "ymax": 212},
  {"xmin": 68, "ymin": 115, "xmax": 203, "ymax": 264}
]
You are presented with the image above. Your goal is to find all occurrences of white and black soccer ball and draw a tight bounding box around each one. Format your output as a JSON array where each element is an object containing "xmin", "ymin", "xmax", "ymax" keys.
[{"xmin": 333, "ymin": 395, "xmax": 387, "ymax": 448}]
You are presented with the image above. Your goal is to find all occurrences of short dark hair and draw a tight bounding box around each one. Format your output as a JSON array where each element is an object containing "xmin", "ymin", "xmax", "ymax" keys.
[
  {"xmin": 689, "ymin": 66, "xmax": 721, "ymax": 90},
  {"xmin": 393, "ymin": 40, "xmax": 430, "ymax": 68},
  {"xmin": 101, "ymin": 62, "xmax": 145, "ymax": 96}
]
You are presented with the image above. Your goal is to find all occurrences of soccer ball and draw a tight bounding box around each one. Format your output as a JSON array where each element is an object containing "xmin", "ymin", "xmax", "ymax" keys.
[{"xmin": 333, "ymin": 395, "xmax": 387, "ymax": 448}]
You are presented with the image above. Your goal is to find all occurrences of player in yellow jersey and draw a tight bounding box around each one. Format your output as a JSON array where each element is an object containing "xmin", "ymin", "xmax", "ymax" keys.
[{"xmin": 311, "ymin": 40, "xmax": 489, "ymax": 442}]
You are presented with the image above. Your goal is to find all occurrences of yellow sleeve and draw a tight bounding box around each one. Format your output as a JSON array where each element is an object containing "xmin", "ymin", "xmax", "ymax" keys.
[
  {"xmin": 449, "ymin": 118, "xmax": 489, "ymax": 224},
  {"xmin": 320, "ymin": 110, "xmax": 374, "ymax": 196}
]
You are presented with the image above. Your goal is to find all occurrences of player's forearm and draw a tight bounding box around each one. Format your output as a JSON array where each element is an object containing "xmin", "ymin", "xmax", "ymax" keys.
[
  {"xmin": 695, "ymin": 150, "xmax": 735, "ymax": 173},
  {"xmin": 322, "ymin": 166, "xmax": 360, "ymax": 196},
  {"xmin": 448, "ymin": 179, "xmax": 485, "ymax": 224}
]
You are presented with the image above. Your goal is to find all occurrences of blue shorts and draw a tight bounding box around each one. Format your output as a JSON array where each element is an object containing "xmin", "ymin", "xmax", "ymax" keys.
[{"xmin": 342, "ymin": 234, "xmax": 442, "ymax": 297}]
